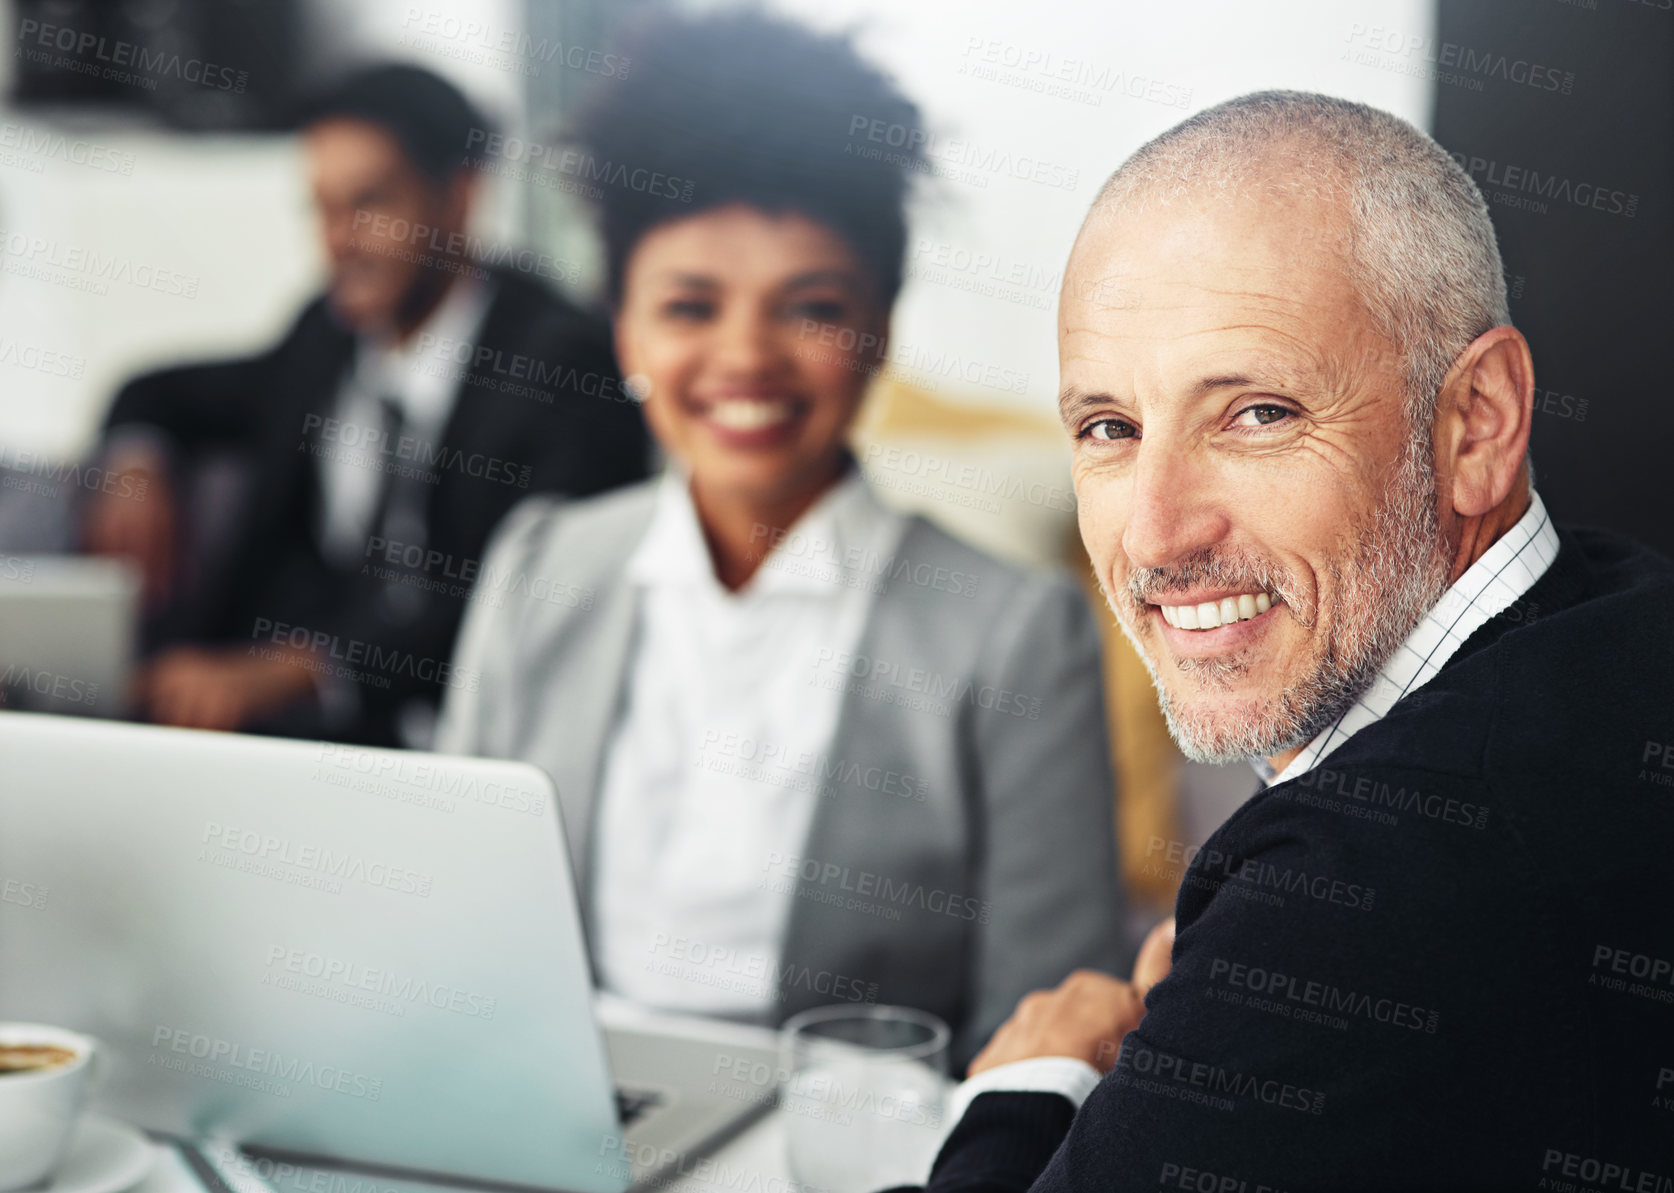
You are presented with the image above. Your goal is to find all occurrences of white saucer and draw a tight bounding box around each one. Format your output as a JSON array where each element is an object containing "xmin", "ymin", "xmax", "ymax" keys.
[{"xmin": 28, "ymin": 1117, "xmax": 155, "ymax": 1193}]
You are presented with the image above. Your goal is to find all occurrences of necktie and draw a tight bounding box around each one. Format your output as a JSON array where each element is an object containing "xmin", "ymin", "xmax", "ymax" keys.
[{"xmin": 371, "ymin": 395, "xmax": 431, "ymax": 626}]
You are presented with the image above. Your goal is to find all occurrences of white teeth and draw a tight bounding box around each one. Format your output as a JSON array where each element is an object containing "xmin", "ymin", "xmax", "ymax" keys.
[
  {"xmin": 1157, "ymin": 591, "xmax": 1280, "ymax": 631},
  {"xmin": 709, "ymin": 399, "xmax": 793, "ymax": 431}
]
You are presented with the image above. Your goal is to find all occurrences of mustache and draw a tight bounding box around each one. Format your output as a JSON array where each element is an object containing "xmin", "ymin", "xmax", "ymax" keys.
[{"xmin": 1123, "ymin": 548, "xmax": 1314, "ymax": 626}]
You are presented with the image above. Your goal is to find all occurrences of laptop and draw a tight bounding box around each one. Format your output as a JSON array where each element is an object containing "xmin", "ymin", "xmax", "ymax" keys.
[
  {"xmin": 0, "ymin": 555, "xmax": 138, "ymax": 717},
  {"xmin": 0, "ymin": 712, "xmax": 776, "ymax": 1192}
]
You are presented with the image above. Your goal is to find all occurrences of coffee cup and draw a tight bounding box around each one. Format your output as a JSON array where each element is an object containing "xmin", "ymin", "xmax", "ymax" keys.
[{"xmin": 0, "ymin": 1023, "xmax": 97, "ymax": 1192}]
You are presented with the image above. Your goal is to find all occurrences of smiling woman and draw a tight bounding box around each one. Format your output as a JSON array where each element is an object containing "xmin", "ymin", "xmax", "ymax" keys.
[
  {"xmin": 610, "ymin": 205, "xmax": 885, "ymax": 589},
  {"xmin": 567, "ymin": 7, "xmax": 928, "ymax": 589},
  {"xmin": 434, "ymin": 9, "xmax": 1130, "ymax": 1067}
]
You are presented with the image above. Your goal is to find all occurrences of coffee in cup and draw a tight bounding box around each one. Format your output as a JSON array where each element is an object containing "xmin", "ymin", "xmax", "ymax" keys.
[{"xmin": 0, "ymin": 1044, "xmax": 79, "ymax": 1075}]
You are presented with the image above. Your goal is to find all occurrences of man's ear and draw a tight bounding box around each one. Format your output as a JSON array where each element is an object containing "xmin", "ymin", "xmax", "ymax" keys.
[
  {"xmin": 445, "ymin": 169, "xmax": 479, "ymax": 233},
  {"xmin": 1434, "ymin": 326, "xmax": 1534, "ymax": 519}
]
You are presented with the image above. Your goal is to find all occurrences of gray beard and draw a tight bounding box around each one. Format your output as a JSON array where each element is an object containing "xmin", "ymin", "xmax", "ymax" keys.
[{"xmin": 1109, "ymin": 432, "xmax": 1455, "ymax": 766}]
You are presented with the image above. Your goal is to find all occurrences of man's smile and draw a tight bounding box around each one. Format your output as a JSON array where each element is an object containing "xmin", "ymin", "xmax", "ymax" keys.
[
  {"xmin": 1149, "ymin": 591, "xmax": 1288, "ymax": 660},
  {"xmin": 1155, "ymin": 589, "xmax": 1283, "ymax": 629}
]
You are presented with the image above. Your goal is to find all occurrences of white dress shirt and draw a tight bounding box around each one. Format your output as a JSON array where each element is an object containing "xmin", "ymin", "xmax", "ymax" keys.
[
  {"xmin": 316, "ymin": 277, "xmax": 495, "ymax": 566},
  {"xmin": 958, "ymin": 490, "xmax": 1560, "ymax": 1111},
  {"xmin": 592, "ymin": 466, "xmax": 908, "ymax": 1018}
]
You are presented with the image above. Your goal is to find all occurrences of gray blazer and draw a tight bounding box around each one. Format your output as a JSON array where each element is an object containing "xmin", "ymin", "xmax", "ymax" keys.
[{"xmin": 436, "ymin": 480, "xmax": 1126, "ymax": 1065}]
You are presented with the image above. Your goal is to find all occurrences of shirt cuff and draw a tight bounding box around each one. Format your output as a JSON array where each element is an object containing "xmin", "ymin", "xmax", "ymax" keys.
[{"xmin": 947, "ymin": 1056, "xmax": 1102, "ymax": 1126}]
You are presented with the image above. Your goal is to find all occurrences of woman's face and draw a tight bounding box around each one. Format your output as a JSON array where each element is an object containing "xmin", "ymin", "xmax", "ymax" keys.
[{"xmin": 615, "ymin": 204, "xmax": 889, "ymax": 509}]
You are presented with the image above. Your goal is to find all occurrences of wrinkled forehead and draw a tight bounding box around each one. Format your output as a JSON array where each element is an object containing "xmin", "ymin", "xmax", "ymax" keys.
[
  {"xmin": 1058, "ymin": 186, "xmax": 1386, "ymax": 392},
  {"xmin": 1067, "ymin": 175, "xmax": 1359, "ymax": 302}
]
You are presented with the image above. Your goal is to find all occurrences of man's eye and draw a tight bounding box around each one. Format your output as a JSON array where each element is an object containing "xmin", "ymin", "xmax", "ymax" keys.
[
  {"xmin": 792, "ymin": 299, "xmax": 848, "ymax": 323},
  {"xmin": 1235, "ymin": 404, "xmax": 1292, "ymax": 427},
  {"xmin": 1082, "ymin": 418, "xmax": 1136, "ymax": 441}
]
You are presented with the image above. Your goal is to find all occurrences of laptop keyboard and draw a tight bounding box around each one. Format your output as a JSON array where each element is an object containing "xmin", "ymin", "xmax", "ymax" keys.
[{"xmin": 615, "ymin": 1085, "xmax": 665, "ymax": 1126}]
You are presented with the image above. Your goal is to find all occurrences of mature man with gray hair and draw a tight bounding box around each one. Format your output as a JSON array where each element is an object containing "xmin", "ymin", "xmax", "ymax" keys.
[{"xmin": 897, "ymin": 92, "xmax": 1674, "ymax": 1190}]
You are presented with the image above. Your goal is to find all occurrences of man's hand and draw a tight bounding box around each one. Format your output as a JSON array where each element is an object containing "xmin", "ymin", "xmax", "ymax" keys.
[
  {"xmin": 136, "ymin": 646, "xmax": 318, "ymax": 732},
  {"xmin": 82, "ymin": 449, "xmax": 177, "ymax": 612},
  {"xmin": 967, "ymin": 917, "xmax": 1175, "ymax": 1077},
  {"xmin": 1132, "ymin": 915, "xmax": 1176, "ymax": 990}
]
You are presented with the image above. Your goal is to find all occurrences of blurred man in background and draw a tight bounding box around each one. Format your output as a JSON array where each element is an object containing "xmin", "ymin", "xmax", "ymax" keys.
[{"xmin": 81, "ymin": 63, "xmax": 648, "ymax": 747}]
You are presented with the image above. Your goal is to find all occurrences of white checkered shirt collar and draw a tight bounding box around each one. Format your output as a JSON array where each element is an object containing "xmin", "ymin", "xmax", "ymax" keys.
[{"xmin": 1255, "ymin": 490, "xmax": 1560, "ymax": 787}]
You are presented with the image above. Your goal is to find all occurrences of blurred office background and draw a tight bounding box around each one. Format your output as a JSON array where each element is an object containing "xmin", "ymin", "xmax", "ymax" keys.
[{"xmin": 0, "ymin": 0, "xmax": 1667, "ymax": 914}]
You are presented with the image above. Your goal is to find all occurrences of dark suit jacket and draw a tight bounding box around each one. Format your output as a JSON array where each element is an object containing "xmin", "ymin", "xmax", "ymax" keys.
[
  {"xmin": 910, "ymin": 526, "xmax": 1674, "ymax": 1191},
  {"xmin": 103, "ymin": 268, "xmax": 650, "ymax": 745}
]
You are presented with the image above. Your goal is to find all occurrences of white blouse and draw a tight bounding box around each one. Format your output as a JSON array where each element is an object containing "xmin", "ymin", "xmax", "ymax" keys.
[{"xmin": 591, "ymin": 467, "xmax": 907, "ymax": 1018}]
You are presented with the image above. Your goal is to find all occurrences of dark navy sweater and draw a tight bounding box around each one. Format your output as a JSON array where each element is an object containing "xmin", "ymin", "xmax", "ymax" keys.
[{"xmin": 908, "ymin": 526, "xmax": 1674, "ymax": 1193}]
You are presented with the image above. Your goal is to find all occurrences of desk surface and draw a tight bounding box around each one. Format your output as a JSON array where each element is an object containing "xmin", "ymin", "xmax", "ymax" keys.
[
  {"xmin": 129, "ymin": 1115, "xmax": 793, "ymax": 1193},
  {"xmin": 131, "ymin": 999, "xmax": 943, "ymax": 1193}
]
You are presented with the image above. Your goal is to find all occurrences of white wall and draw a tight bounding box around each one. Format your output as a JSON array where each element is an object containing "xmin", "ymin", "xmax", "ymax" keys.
[
  {"xmin": 764, "ymin": 0, "xmax": 1435, "ymax": 417},
  {"xmin": 0, "ymin": 0, "xmax": 1436, "ymax": 461},
  {"xmin": 0, "ymin": 131, "xmax": 317, "ymax": 460},
  {"xmin": 0, "ymin": 0, "xmax": 527, "ymax": 463}
]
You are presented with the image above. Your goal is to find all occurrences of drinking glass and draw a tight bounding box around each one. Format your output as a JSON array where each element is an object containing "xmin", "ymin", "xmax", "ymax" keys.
[{"xmin": 780, "ymin": 1004, "xmax": 950, "ymax": 1193}]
